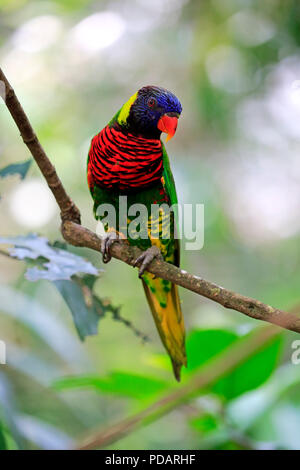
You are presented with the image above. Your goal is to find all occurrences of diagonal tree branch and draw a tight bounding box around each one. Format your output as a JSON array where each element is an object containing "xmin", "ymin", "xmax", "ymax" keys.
[
  {"xmin": 1, "ymin": 66, "xmax": 300, "ymax": 335},
  {"xmin": 62, "ymin": 220, "xmax": 300, "ymax": 334}
]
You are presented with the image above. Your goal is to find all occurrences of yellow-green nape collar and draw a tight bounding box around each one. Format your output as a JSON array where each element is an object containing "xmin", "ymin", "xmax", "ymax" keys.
[{"xmin": 117, "ymin": 91, "xmax": 138, "ymax": 125}]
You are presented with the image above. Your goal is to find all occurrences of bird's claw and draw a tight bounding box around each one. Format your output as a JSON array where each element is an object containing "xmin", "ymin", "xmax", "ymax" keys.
[
  {"xmin": 101, "ymin": 232, "xmax": 118, "ymax": 264},
  {"xmin": 134, "ymin": 246, "xmax": 163, "ymax": 278}
]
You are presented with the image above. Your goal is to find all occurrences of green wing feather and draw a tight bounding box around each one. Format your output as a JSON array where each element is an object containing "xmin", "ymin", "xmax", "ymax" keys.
[
  {"xmin": 161, "ymin": 142, "xmax": 180, "ymax": 267},
  {"xmin": 162, "ymin": 142, "xmax": 178, "ymax": 207}
]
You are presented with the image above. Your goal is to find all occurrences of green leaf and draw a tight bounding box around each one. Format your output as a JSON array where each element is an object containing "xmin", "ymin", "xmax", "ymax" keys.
[
  {"xmin": 54, "ymin": 275, "xmax": 146, "ymax": 342},
  {"xmin": 0, "ymin": 422, "xmax": 7, "ymax": 450},
  {"xmin": 54, "ymin": 279, "xmax": 102, "ymax": 340},
  {"xmin": 186, "ymin": 329, "xmax": 237, "ymax": 372},
  {"xmin": 0, "ymin": 160, "xmax": 32, "ymax": 180},
  {"xmin": 185, "ymin": 329, "xmax": 283, "ymax": 401},
  {"xmin": 54, "ymin": 371, "xmax": 168, "ymax": 399},
  {"xmin": 0, "ymin": 234, "xmax": 99, "ymax": 281},
  {"xmin": 189, "ymin": 413, "xmax": 220, "ymax": 435},
  {"xmin": 213, "ymin": 335, "xmax": 282, "ymax": 401},
  {"xmin": 0, "ymin": 245, "xmax": 142, "ymax": 342}
]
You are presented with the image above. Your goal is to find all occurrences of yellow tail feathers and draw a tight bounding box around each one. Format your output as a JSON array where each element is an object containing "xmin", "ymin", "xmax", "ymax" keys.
[{"xmin": 142, "ymin": 277, "xmax": 187, "ymax": 381}]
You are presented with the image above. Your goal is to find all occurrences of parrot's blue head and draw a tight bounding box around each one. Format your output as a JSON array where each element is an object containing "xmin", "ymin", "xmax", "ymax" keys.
[{"xmin": 117, "ymin": 85, "xmax": 182, "ymax": 140}]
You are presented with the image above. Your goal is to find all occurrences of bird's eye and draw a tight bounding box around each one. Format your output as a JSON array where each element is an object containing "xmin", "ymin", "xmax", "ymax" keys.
[{"xmin": 147, "ymin": 97, "xmax": 157, "ymax": 108}]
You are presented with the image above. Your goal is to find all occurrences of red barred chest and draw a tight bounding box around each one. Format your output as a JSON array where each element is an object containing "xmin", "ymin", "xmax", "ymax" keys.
[{"xmin": 88, "ymin": 125, "xmax": 163, "ymax": 192}]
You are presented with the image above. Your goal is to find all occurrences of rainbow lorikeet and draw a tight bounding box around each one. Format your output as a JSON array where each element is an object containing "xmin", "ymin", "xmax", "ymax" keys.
[{"xmin": 87, "ymin": 86, "xmax": 187, "ymax": 380}]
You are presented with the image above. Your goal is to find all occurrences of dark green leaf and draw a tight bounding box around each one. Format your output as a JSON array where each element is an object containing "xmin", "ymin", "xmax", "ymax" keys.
[
  {"xmin": 185, "ymin": 329, "xmax": 283, "ymax": 401},
  {"xmin": 0, "ymin": 241, "xmax": 143, "ymax": 342},
  {"xmin": 54, "ymin": 279, "xmax": 102, "ymax": 340},
  {"xmin": 213, "ymin": 335, "xmax": 282, "ymax": 400},
  {"xmin": 186, "ymin": 329, "xmax": 237, "ymax": 372},
  {"xmin": 0, "ymin": 160, "xmax": 32, "ymax": 180},
  {"xmin": 0, "ymin": 422, "xmax": 7, "ymax": 450},
  {"xmin": 54, "ymin": 275, "xmax": 137, "ymax": 341}
]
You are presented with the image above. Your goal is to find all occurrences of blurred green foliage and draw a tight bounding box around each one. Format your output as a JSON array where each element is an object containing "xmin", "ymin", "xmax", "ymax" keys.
[{"xmin": 1, "ymin": 0, "xmax": 300, "ymax": 450}]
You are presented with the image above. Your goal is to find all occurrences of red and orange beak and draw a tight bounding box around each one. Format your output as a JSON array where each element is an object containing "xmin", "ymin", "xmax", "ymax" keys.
[{"xmin": 157, "ymin": 113, "xmax": 179, "ymax": 142}]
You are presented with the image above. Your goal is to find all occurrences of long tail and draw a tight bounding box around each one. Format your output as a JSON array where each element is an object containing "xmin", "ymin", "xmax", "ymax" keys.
[{"xmin": 142, "ymin": 277, "xmax": 187, "ymax": 381}]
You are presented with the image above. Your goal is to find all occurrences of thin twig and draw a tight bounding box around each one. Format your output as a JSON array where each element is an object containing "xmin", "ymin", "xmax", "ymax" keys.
[{"xmin": 108, "ymin": 305, "xmax": 150, "ymax": 343}]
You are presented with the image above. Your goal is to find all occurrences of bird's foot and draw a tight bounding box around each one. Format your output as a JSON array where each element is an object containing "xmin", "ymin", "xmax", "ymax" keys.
[
  {"xmin": 134, "ymin": 246, "xmax": 163, "ymax": 278},
  {"xmin": 101, "ymin": 232, "xmax": 119, "ymax": 264}
]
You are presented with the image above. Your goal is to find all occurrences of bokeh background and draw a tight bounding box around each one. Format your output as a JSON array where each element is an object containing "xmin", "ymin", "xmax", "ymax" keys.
[{"xmin": 1, "ymin": 0, "xmax": 300, "ymax": 450}]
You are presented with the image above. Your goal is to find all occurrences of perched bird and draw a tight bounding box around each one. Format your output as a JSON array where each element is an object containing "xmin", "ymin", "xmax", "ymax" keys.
[{"xmin": 87, "ymin": 86, "xmax": 187, "ymax": 380}]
